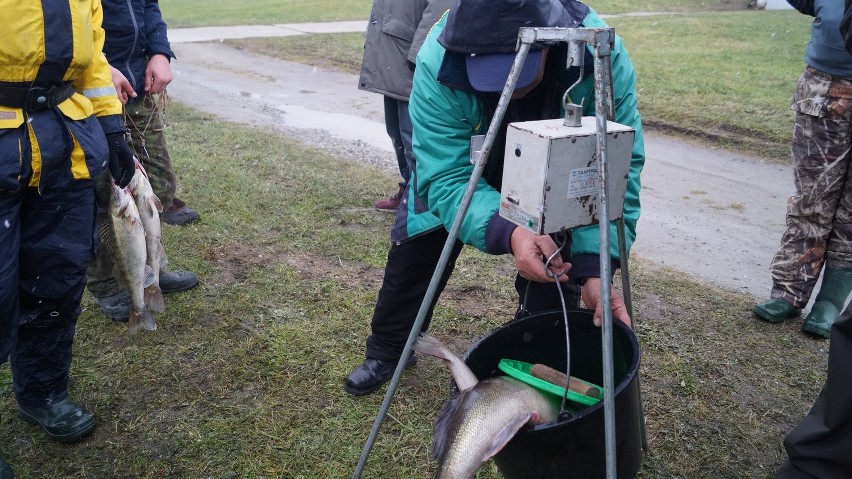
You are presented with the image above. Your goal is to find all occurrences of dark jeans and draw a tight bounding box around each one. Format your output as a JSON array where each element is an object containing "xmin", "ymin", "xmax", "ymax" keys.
[
  {"xmin": 365, "ymin": 228, "xmax": 579, "ymax": 361},
  {"xmin": 383, "ymin": 96, "xmax": 413, "ymax": 188},
  {"xmin": 775, "ymin": 303, "xmax": 852, "ymax": 478}
]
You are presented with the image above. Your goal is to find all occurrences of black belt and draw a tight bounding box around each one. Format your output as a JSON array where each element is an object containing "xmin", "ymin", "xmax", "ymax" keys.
[{"xmin": 0, "ymin": 81, "xmax": 75, "ymax": 111}]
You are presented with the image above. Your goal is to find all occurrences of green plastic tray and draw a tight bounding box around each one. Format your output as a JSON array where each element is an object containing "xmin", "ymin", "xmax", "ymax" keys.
[{"xmin": 498, "ymin": 359, "xmax": 603, "ymax": 407}]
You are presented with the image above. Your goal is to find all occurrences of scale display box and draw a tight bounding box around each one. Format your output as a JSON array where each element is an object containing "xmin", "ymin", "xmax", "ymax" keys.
[{"xmin": 499, "ymin": 116, "xmax": 634, "ymax": 235}]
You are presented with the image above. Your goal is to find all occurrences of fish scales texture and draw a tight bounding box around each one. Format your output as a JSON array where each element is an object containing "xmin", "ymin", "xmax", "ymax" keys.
[
  {"xmin": 108, "ymin": 183, "xmax": 157, "ymax": 334},
  {"xmin": 414, "ymin": 334, "xmax": 559, "ymax": 479},
  {"xmin": 129, "ymin": 161, "xmax": 166, "ymax": 313}
]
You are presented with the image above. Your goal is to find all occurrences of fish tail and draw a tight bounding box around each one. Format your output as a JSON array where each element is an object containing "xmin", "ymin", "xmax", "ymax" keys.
[
  {"xmin": 145, "ymin": 284, "xmax": 165, "ymax": 313},
  {"xmin": 127, "ymin": 310, "xmax": 157, "ymax": 335},
  {"xmin": 413, "ymin": 333, "xmax": 479, "ymax": 391}
]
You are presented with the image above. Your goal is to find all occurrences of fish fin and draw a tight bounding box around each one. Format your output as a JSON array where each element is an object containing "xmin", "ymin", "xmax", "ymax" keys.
[
  {"xmin": 152, "ymin": 195, "xmax": 163, "ymax": 213},
  {"xmin": 480, "ymin": 412, "xmax": 532, "ymax": 462},
  {"xmin": 432, "ymin": 390, "xmax": 474, "ymax": 462},
  {"xmin": 145, "ymin": 284, "xmax": 165, "ymax": 313},
  {"xmin": 413, "ymin": 333, "xmax": 478, "ymax": 390},
  {"xmin": 98, "ymin": 220, "xmax": 117, "ymax": 253},
  {"xmin": 143, "ymin": 265, "xmax": 156, "ymax": 288}
]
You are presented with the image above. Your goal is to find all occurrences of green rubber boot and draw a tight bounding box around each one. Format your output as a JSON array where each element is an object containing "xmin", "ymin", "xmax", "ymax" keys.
[
  {"xmin": 802, "ymin": 268, "xmax": 852, "ymax": 339},
  {"xmin": 0, "ymin": 455, "xmax": 14, "ymax": 479},
  {"xmin": 753, "ymin": 298, "xmax": 800, "ymax": 323}
]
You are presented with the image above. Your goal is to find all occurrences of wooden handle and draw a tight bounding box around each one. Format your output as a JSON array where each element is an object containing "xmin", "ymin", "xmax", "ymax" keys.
[{"xmin": 530, "ymin": 363, "xmax": 600, "ymax": 399}]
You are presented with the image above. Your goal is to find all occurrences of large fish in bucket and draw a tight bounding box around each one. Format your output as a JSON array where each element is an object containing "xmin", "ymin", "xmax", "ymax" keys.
[{"xmin": 413, "ymin": 333, "xmax": 560, "ymax": 479}]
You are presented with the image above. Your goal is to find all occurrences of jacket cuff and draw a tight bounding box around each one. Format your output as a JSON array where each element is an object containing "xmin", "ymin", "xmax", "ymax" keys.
[
  {"xmin": 98, "ymin": 114, "xmax": 126, "ymax": 136},
  {"xmin": 570, "ymin": 253, "xmax": 621, "ymax": 285},
  {"xmin": 485, "ymin": 213, "xmax": 517, "ymax": 255}
]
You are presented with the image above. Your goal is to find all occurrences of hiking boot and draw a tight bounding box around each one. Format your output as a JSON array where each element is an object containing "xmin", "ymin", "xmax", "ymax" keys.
[
  {"xmin": 95, "ymin": 290, "xmax": 131, "ymax": 322},
  {"xmin": 374, "ymin": 186, "xmax": 404, "ymax": 213},
  {"xmin": 161, "ymin": 197, "xmax": 200, "ymax": 226},
  {"xmin": 802, "ymin": 268, "xmax": 852, "ymax": 339},
  {"xmin": 752, "ymin": 298, "xmax": 800, "ymax": 323},
  {"xmin": 160, "ymin": 270, "xmax": 199, "ymax": 294},
  {"xmin": 18, "ymin": 398, "xmax": 96, "ymax": 444},
  {"xmin": 0, "ymin": 455, "xmax": 14, "ymax": 479}
]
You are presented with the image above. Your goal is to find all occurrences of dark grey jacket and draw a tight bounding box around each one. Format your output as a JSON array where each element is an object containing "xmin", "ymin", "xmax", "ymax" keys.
[{"xmin": 358, "ymin": 0, "xmax": 453, "ymax": 101}]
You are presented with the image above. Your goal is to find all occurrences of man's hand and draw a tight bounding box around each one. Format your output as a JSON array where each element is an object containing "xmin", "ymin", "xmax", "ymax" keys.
[
  {"xmin": 105, "ymin": 132, "xmax": 135, "ymax": 188},
  {"xmin": 144, "ymin": 54, "xmax": 173, "ymax": 94},
  {"xmin": 110, "ymin": 66, "xmax": 136, "ymax": 104},
  {"xmin": 510, "ymin": 227, "xmax": 570, "ymax": 283},
  {"xmin": 580, "ymin": 277, "xmax": 632, "ymax": 327}
]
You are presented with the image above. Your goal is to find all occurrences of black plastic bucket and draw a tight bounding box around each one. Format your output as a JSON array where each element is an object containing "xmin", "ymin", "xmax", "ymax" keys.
[{"xmin": 460, "ymin": 309, "xmax": 642, "ymax": 478}]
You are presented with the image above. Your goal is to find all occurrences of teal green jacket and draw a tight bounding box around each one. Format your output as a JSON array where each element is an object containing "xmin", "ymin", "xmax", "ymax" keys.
[{"xmin": 397, "ymin": 7, "xmax": 644, "ymax": 279}]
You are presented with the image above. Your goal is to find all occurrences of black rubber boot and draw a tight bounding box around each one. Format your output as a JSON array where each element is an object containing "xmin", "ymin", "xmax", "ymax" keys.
[
  {"xmin": 802, "ymin": 268, "xmax": 852, "ymax": 339},
  {"xmin": 18, "ymin": 398, "xmax": 96, "ymax": 443}
]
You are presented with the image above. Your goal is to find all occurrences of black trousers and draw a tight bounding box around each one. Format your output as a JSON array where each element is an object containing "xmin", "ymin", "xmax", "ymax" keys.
[
  {"xmin": 775, "ymin": 304, "xmax": 852, "ymax": 477},
  {"xmin": 365, "ymin": 228, "xmax": 579, "ymax": 361}
]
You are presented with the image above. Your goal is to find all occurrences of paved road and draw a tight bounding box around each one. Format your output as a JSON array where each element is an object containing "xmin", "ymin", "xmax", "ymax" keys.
[{"xmin": 165, "ymin": 22, "xmax": 797, "ymax": 304}]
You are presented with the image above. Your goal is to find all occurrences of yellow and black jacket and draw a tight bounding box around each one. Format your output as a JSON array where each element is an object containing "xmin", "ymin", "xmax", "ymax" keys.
[{"xmin": 0, "ymin": 0, "xmax": 124, "ymax": 191}]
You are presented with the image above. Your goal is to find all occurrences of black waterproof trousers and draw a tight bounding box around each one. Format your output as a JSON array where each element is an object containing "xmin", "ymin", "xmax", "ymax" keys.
[
  {"xmin": 365, "ymin": 227, "xmax": 580, "ymax": 361},
  {"xmin": 775, "ymin": 303, "xmax": 852, "ymax": 477},
  {"xmin": 0, "ymin": 110, "xmax": 98, "ymax": 407}
]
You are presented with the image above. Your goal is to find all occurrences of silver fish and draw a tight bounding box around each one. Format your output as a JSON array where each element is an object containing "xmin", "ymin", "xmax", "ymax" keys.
[
  {"xmin": 102, "ymin": 183, "xmax": 157, "ymax": 334},
  {"xmin": 413, "ymin": 333, "xmax": 559, "ymax": 479},
  {"xmin": 128, "ymin": 160, "xmax": 165, "ymax": 313}
]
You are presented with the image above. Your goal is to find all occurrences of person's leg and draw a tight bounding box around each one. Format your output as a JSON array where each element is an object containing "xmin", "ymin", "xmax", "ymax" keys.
[
  {"xmin": 374, "ymin": 96, "xmax": 408, "ymax": 212},
  {"xmin": 13, "ymin": 182, "xmax": 97, "ymax": 443},
  {"xmin": 0, "ymin": 187, "xmax": 23, "ymax": 365},
  {"xmin": 346, "ymin": 228, "xmax": 464, "ymax": 395},
  {"xmin": 126, "ymin": 95, "xmax": 199, "ymax": 225},
  {"xmin": 757, "ymin": 109, "xmax": 849, "ymax": 321},
  {"xmin": 802, "ymin": 94, "xmax": 852, "ymax": 337},
  {"xmin": 396, "ymin": 99, "xmax": 413, "ymax": 186},
  {"xmin": 775, "ymin": 303, "xmax": 852, "ymax": 478}
]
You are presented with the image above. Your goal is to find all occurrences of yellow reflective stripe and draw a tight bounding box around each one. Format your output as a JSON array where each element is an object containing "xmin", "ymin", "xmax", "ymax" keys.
[
  {"xmin": 27, "ymin": 124, "xmax": 40, "ymax": 189},
  {"xmin": 69, "ymin": 133, "xmax": 90, "ymax": 180}
]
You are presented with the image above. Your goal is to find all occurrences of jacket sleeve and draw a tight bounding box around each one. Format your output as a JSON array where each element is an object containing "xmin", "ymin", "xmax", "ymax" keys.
[
  {"xmin": 786, "ymin": 0, "xmax": 815, "ymax": 16},
  {"xmin": 408, "ymin": 0, "xmax": 454, "ymax": 65},
  {"xmin": 409, "ymin": 22, "xmax": 504, "ymax": 252},
  {"xmin": 144, "ymin": 0, "xmax": 175, "ymax": 59},
  {"xmin": 78, "ymin": 0, "xmax": 125, "ymax": 133}
]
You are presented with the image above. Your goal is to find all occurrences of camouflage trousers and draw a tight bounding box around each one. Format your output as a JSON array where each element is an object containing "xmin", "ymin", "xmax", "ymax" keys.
[
  {"xmin": 87, "ymin": 94, "xmax": 175, "ymax": 298},
  {"xmin": 770, "ymin": 67, "xmax": 852, "ymax": 308},
  {"xmin": 126, "ymin": 94, "xmax": 177, "ymax": 208}
]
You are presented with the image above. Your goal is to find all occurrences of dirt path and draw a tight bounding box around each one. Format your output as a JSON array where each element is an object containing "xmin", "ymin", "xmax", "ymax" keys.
[{"xmin": 166, "ymin": 31, "xmax": 796, "ymax": 305}]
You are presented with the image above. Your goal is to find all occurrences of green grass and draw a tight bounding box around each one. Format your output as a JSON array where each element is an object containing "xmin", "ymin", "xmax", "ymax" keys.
[
  {"xmin": 0, "ymin": 102, "xmax": 828, "ymax": 479},
  {"xmin": 610, "ymin": 10, "xmax": 808, "ymax": 159},
  {"xmin": 159, "ymin": 0, "xmax": 372, "ymax": 27}
]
